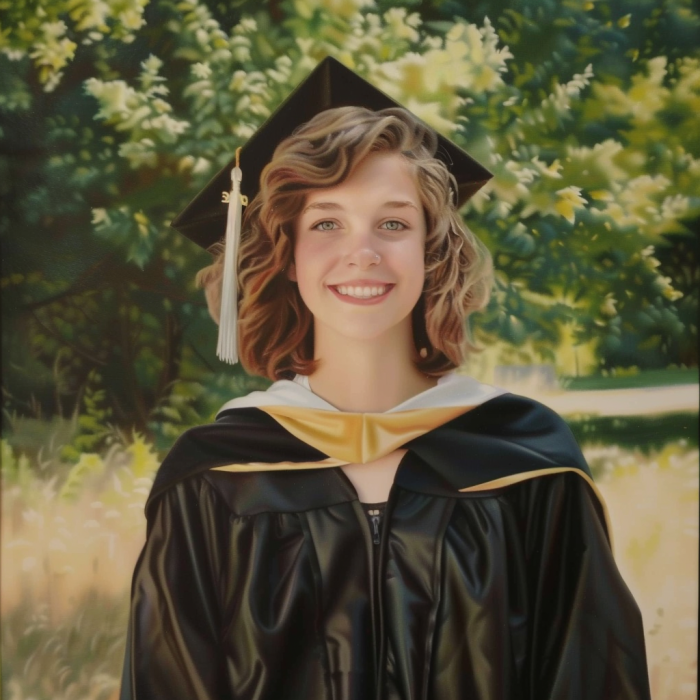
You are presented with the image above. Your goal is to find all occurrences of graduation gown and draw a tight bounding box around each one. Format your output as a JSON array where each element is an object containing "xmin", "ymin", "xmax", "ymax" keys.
[{"xmin": 120, "ymin": 373, "xmax": 651, "ymax": 700}]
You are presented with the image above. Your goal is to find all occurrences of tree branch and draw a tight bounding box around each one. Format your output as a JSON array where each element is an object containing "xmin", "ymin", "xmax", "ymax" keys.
[
  {"xmin": 31, "ymin": 310, "xmax": 108, "ymax": 367},
  {"xmin": 22, "ymin": 253, "xmax": 117, "ymax": 311}
]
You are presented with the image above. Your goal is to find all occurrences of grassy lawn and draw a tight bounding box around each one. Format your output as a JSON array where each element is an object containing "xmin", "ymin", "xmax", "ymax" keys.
[{"xmin": 567, "ymin": 412, "xmax": 699, "ymax": 453}]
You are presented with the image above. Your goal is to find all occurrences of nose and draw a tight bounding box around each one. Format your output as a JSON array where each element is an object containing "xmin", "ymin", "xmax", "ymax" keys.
[{"xmin": 345, "ymin": 247, "xmax": 381, "ymax": 269}]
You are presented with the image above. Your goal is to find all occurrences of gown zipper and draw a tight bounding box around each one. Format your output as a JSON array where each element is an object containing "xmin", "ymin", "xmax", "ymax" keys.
[
  {"xmin": 367, "ymin": 508, "xmax": 382, "ymax": 545},
  {"xmin": 336, "ymin": 464, "xmax": 401, "ymax": 699},
  {"xmin": 360, "ymin": 500, "xmax": 389, "ymax": 699}
]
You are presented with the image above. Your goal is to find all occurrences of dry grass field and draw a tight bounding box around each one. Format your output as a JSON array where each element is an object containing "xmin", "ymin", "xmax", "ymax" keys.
[{"xmin": 2, "ymin": 431, "xmax": 697, "ymax": 699}]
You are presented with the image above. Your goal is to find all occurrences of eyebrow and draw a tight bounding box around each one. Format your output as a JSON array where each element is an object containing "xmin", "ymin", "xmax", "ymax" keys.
[{"xmin": 302, "ymin": 200, "xmax": 419, "ymax": 215}]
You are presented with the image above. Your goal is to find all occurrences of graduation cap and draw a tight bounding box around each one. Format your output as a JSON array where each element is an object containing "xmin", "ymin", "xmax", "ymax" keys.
[{"xmin": 170, "ymin": 56, "xmax": 493, "ymax": 364}]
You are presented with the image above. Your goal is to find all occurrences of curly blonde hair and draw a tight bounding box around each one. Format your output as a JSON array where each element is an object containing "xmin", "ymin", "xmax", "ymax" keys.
[{"xmin": 196, "ymin": 106, "xmax": 493, "ymax": 381}]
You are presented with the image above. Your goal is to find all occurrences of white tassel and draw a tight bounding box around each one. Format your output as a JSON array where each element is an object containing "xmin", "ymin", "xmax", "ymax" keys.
[{"xmin": 216, "ymin": 161, "xmax": 244, "ymax": 364}]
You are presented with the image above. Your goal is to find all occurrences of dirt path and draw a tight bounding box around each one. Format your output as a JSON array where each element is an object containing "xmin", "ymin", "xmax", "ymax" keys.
[{"xmin": 520, "ymin": 383, "xmax": 698, "ymax": 416}]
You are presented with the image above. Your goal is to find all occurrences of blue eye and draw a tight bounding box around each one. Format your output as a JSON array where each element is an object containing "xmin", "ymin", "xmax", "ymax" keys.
[{"xmin": 381, "ymin": 220, "xmax": 406, "ymax": 231}]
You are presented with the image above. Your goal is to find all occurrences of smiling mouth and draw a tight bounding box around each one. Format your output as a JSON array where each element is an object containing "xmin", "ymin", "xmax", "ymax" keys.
[
  {"xmin": 327, "ymin": 284, "xmax": 395, "ymax": 305},
  {"xmin": 329, "ymin": 284, "xmax": 394, "ymax": 299}
]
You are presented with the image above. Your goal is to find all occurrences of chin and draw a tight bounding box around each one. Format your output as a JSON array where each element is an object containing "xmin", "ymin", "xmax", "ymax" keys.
[{"xmin": 324, "ymin": 318, "xmax": 414, "ymax": 344}]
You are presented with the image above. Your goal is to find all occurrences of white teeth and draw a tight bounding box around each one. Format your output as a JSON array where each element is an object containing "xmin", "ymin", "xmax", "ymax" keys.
[{"xmin": 335, "ymin": 285, "xmax": 387, "ymax": 298}]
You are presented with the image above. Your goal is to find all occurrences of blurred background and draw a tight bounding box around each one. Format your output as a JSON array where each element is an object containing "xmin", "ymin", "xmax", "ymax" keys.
[{"xmin": 1, "ymin": 0, "xmax": 698, "ymax": 698}]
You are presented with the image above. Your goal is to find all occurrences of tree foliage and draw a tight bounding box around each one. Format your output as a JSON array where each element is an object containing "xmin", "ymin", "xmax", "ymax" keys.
[{"xmin": 2, "ymin": 0, "xmax": 698, "ymax": 440}]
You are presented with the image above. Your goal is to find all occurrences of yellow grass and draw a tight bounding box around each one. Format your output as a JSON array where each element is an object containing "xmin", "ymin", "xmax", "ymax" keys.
[{"xmin": 588, "ymin": 442, "xmax": 699, "ymax": 699}]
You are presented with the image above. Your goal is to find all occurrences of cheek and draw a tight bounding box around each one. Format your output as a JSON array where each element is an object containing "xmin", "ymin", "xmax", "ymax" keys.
[
  {"xmin": 408, "ymin": 249, "xmax": 428, "ymax": 305},
  {"xmin": 405, "ymin": 241, "xmax": 427, "ymax": 283},
  {"xmin": 292, "ymin": 244, "xmax": 311, "ymax": 284},
  {"xmin": 292, "ymin": 241, "xmax": 324, "ymax": 304},
  {"xmin": 295, "ymin": 235, "xmax": 334, "ymax": 276}
]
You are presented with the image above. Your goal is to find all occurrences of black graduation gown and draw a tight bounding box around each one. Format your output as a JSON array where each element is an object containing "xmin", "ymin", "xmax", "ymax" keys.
[{"xmin": 120, "ymin": 393, "xmax": 651, "ymax": 700}]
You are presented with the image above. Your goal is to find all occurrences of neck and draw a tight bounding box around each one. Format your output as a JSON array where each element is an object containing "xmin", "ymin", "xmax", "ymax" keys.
[{"xmin": 308, "ymin": 323, "xmax": 437, "ymax": 412}]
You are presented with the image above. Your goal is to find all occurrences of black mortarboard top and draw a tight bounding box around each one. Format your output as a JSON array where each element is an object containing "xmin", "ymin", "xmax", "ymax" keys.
[{"xmin": 170, "ymin": 56, "xmax": 493, "ymax": 251}]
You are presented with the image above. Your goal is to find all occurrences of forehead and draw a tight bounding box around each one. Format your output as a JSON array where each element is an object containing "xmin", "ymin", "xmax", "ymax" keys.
[{"xmin": 303, "ymin": 152, "xmax": 421, "ymax": 206}]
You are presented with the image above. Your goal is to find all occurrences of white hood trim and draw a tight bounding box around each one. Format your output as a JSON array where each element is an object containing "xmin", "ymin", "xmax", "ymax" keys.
[{"xmin": 216, "ymin": 371, "xmax": 507, "ymax": 416}]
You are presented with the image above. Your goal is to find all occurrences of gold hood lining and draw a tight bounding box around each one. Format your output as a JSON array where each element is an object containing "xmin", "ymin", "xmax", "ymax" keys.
[
  {"xmin": 256, "ymin": 404, "xmax": 477, "ymax": 464},
  {"xmin": 459, "ymin": 467, "xmax": 614, "ymax": 555},
  {"xmin": 212, "ymin": 457, "xmax": 349, "ymax": 472}
]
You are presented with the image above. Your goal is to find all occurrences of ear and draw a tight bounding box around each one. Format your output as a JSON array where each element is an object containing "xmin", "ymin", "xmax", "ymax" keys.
[{"xmin": 286, "ymin": 261, "xmax": 297, "ymax": 282}]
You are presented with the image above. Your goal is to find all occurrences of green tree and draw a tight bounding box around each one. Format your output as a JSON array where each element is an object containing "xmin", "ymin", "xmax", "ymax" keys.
[{"xmin": 2, "ymin": 0, "xmax": 698, "ymax": 443}]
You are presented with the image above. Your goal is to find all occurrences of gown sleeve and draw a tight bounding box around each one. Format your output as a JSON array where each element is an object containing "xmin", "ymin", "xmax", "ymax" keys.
[
  {"xmin": 119, "ymin": 475, "xmax": 232, "ymax": 700},
  {"xmin": 523, "ymin": 471, "xmax": 651, "ymax": 700}
]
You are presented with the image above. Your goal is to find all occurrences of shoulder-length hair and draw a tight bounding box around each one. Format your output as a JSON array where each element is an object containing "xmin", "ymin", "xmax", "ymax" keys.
[{"xmin": 196, "ymin": 106, "xmax": 493, "ymax": 381}]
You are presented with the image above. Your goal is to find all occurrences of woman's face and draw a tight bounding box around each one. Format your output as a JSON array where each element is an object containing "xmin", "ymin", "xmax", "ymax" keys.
[{"xmin": 290, "ymin": 151, "xmax": 427, "ymax": 345}]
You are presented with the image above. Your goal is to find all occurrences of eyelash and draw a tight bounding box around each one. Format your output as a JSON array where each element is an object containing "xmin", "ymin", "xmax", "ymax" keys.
[{"xmin": 312, "ymin": 220, "xmax": 408, "ymax": 231}]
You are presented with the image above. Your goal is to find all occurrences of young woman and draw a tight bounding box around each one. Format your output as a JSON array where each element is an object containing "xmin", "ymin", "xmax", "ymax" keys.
[{"xmin": 120, "ymin": 61, "xmax": 651, "ymax": 700}]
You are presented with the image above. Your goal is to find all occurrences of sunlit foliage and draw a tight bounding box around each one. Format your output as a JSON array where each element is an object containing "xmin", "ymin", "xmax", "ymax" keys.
[{"xmin": 2, "ymin": 0, "xmax": 698, "ymax": 433}]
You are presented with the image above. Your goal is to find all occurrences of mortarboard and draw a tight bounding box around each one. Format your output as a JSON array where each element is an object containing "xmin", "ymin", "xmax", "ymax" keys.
[{"xmin": 170, "ymin": 56, "xmax": 493, "ymax": 364}]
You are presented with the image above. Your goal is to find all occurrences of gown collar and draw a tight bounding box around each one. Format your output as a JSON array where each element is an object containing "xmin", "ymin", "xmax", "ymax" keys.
[{"xmin": 215, "ymin": 371, "xmax": 508, "ymax": 464}]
